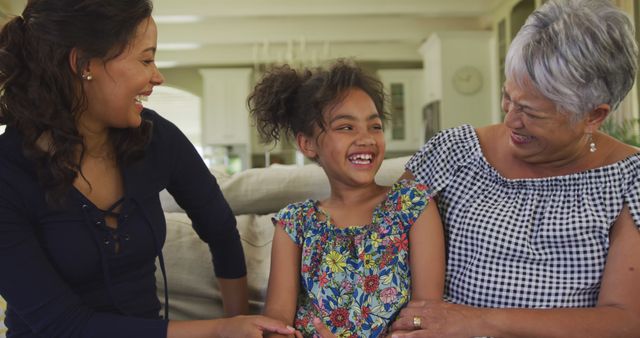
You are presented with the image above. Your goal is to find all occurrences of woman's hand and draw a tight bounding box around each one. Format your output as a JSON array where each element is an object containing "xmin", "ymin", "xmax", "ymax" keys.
[
  {"xmin": 215, "ymin": 315, "xmax": 296, "ymax": 338},
  {"xmin": 388, "ymin": 300, "xmax": 480, "ymax": 338}
]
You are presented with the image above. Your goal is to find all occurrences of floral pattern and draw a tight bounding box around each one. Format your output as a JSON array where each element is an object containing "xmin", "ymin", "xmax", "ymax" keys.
[{"xmin": 273, "ymin": 180, "xmax": 431, "ymax": 338}]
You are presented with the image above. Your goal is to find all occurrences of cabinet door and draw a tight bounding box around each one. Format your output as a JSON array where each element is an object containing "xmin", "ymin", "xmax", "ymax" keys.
[
  {"xmin": 200, "ymin": 68, "xmax": 252, "ymax": 146},
  {"xmin": 377, "ymin": 69, "xmax": 425, "ymax": 152}
]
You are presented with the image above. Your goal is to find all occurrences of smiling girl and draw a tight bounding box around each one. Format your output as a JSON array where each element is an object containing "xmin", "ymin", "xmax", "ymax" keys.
[{"xmin": 249, "ymin": 61, "xmax": 445, "ymax": 337}]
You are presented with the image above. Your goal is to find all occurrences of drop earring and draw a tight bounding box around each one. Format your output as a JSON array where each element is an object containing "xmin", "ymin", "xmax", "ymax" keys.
[
  {"xmin": 82, "ymin": 72, "xmax": 93, "ymax": 81},
  {"xmin": 588, "ymin": 133, "xmax": 597, "ymax": 153}
]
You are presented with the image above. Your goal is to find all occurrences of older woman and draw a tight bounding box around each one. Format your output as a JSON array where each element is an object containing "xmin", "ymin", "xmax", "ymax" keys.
[{"xmin": 388, "ymin": 0, "xmax": 640, "ymax": 337}]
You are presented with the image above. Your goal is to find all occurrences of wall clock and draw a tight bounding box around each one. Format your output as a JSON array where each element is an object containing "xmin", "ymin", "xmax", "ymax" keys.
[{"xmin": 452, "ymin": 66, "xmax": 483, "ymax": 95}]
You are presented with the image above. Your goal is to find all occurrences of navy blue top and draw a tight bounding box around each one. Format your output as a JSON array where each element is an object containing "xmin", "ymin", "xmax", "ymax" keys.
[{"xmin": 0, "ymin": 109, "xmax": 246, "ymax": 337}]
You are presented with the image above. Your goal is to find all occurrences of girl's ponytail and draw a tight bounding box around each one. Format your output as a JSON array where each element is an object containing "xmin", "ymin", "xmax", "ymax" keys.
[
  {"xmin": 248, "ymin": 65, "xmax": 311, "ymax": 144},
  {"xmin": 249, "ymin": 59, "xmax": 387, "ymax": 147}
]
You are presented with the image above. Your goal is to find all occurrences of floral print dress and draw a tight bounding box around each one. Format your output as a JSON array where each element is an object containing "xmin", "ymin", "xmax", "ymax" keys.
[{"xmin": 273, "ymin": 179, "xmax": 432, "ymax": 338}]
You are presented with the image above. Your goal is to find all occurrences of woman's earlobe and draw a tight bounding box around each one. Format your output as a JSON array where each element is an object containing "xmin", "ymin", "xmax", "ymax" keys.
[{"xmin": 69, "ymin": 48, "xmax": 91, "ymax": 79}]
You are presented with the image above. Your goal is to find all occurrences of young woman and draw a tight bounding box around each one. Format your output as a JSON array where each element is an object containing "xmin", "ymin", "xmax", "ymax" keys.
[{"xmin": 0, "ymin": 1, "xmax": 295, "ymax": 337}]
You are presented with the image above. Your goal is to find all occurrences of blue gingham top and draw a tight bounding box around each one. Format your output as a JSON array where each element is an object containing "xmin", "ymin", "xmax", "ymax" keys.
[{"xmin": 406, "ymin": 125, "xmax": 640, "ymax": 308}]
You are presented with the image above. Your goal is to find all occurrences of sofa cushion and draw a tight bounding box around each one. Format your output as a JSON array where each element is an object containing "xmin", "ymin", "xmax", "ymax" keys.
[
  {"xmin": 221, "ymin": 163, "xmax": 329, "ymax": 215},
  {"xmin": 223, "ymin": 156, "xmax": 410, "ymax": 215},
  {"xmin": 161, "ymin": 156, "xmax": 410, "ymax": 215},
  {"xmin": 160, "ymin": 168, "xmax": 231, "ymax": 213},
  {"xmin": 157, "ymin": 212, "xmax": 275, "ymax": 319}
]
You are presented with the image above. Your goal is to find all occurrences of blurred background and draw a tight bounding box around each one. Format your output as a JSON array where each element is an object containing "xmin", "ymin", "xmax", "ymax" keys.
[{"xmin": 0, "ymin": 0, "xmax": 638, "ymax": 175}]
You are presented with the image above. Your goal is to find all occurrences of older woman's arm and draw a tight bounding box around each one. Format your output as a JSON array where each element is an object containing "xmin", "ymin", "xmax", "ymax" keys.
[{"xmin": 390, "ymin": 205, "xmax": 640, "ymax": 338}]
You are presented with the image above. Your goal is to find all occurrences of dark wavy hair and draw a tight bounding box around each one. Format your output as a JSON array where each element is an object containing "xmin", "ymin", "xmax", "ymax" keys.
[
  {"xmin": 0, "ymin": 0, "xmax": 153, "ymax": 205},
  {"xmin": 248, "ymin": 59, "xmax": 388, "ymax": 154}
]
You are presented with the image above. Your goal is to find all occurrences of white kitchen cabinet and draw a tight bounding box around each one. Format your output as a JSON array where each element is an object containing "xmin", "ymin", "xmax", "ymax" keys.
[
  {"xmin": 199, "ymin": 68, "xmax": 253, "ymax": 171},
  {"xmin": 199, "ymin": 68, "xmax": 253, "ymax": 146}
]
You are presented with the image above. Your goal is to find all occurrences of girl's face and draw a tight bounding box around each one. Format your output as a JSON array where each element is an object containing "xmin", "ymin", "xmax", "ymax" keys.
[
  {"xmin": 501, "ymin": 78, "xmax": 592, "ymax": 166},
  {"xmin": 299, "ymin": 88, "xmax": 385, "ymax": 189},
  {"xmin": 80, "ymin": 17, "xmax": 164, "ymax": 132}
]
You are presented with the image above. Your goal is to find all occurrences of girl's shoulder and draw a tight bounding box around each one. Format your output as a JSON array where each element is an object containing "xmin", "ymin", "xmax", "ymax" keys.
[
  {"xmin": 383, "ymin": 179, "xmax": 433, "ymax": 215},
  {"xmin": 274, "ymin": 199, "xmax": 317, "ymax": 222},
  {"xmin": 389, "ymin": 179, "xmax": 432, "ymax": 198}
]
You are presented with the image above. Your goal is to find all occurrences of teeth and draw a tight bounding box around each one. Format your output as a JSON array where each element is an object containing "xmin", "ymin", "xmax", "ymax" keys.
[
  {"xmin": 348, "ymin": 153, "xmax": 373, "ymax": 164},
  {"xmin": 135, "ymin": 95, "xmax": 149, "ymax": 103}
]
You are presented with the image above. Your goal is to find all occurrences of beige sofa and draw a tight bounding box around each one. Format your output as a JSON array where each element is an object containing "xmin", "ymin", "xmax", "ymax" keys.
[{"xmin": 157, "ymin": 156, "xmax": 410, "ymax": 320}]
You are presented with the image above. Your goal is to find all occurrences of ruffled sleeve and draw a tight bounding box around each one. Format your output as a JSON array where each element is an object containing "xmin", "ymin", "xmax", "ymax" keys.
[
  {"xmin": 405, "ymin": 125, "xmax": 479, "ymax": 194},
  {"xmin": 272, "ymin": 202, "xmax": 309, "ymax": 245},
  {"xmin": 622, "ymin": 155, "xmax": 640, "ymax": 229},
  {"xmin": 389, "ymin": 180, "xmax": 433, "ymax": 233}
]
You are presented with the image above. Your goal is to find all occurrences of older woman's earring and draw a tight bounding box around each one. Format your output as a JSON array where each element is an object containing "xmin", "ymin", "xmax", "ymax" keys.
[
  {"xmin": 588, "ymin": 133, "xmax": 597, "ymax": 153},
  {"xmin": 82, "ymin": 72, "xmax": 93, "ymax": 81}
]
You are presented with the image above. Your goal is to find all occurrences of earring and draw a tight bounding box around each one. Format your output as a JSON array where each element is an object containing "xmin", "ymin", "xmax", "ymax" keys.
[
  {"xmin": 82, "ymin": 73, "xmax": 93, "ymax": 81},
  {"xmin": 588, "ymin": 133, "xmax": 597, "ymax": 153}
]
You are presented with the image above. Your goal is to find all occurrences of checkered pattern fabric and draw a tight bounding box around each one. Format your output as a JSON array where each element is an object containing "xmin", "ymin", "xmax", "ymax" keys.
[{"xmin": 406, "ymin": 125, "xmax": 640, "ymax": 308}]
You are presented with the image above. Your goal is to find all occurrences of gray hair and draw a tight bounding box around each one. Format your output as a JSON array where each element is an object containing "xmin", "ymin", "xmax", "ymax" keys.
[{"xmin": 505, "ymin": 0, "xmax": 638, "ymax": 120}]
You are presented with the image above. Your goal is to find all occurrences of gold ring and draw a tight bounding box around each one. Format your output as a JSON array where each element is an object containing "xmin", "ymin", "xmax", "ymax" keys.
[{"xmin": 412, "ymin": 316, "xmax": 422, "ymax": 330}]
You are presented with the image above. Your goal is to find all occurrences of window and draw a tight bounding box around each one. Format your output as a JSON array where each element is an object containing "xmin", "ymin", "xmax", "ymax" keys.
[
  {"xmin": 389, "ymin": 83, "xmax": 406, "ymax": 140},
  {"xmin": 510, "ymin": 0, "xmax": 535, "ymax": 40}
]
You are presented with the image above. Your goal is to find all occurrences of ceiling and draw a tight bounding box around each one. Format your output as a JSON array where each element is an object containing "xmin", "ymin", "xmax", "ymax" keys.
[{"xmin": 1, "ymin": 0, "xmax": 505, "ymax": 69}]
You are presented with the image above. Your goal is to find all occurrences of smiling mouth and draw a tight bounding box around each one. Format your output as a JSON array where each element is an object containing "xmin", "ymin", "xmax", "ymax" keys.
[
  {"xmin": 135, "ymin": 95, "xmax": 149, "ymax": 104},
  {"xmin": 511, "ymin": 131, "xmax": 534, "ymax": 144},
  {"xmin": 348, "ymin": 153, "xmax": 374, "ymax": 165}
]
